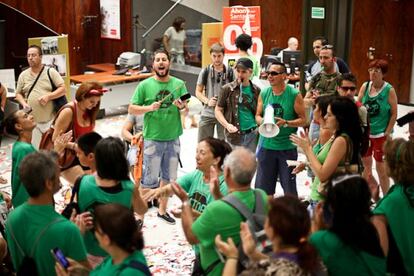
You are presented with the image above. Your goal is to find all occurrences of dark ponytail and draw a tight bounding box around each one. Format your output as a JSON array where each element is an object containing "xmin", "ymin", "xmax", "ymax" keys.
[
  {"xmin": 297, "ymin": 241, "xmax": 320, "ymax": 273},
  {"xmin": 94, "ymin": 203, "xmax": 144, "ymax": 253}
]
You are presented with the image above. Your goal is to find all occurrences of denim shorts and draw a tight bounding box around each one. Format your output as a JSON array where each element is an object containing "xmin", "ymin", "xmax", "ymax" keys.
[
  {"xmin": 127, "ymin": 145, "xmax": 138, "ymax": 167},
  {"xmin": 141, "ymin": 139, "xmax": 180, "ymax": 188}
]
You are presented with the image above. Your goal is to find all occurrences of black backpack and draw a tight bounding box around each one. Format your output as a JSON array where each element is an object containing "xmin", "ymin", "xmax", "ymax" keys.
[
  {"xmin": 222, "ymin": 190, "xmax": 272, "ymax": 272},
  {"xmin": 7, "ymin": 218, "xmax": 64, "ymax": 276}
]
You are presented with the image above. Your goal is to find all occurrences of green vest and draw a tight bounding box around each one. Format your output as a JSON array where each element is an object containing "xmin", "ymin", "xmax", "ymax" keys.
[
  {"xmin": 259, "ymin": 85, "xmax": 298, "ymax": 150},
  {"xmin": 362, "ymin": 81, "xmax": 392, "ymax": 135}
]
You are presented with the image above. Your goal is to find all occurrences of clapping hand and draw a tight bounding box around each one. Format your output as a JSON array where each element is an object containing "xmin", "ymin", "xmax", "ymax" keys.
[
  {"xmin": 215, "ymin": 235, "xmax": 239, "ymax": 258},
  {"xmin": 290, "ymin": 130, "xmax": 311, "ymax": 151},
  {"xmin": 171, "ymin": 182, "xmax": 189, "ymax": 202},
  {"xmin": 54, "ymin": 130, "xmax": 73, "ymax": 154},
  {"xmin": 209, "ymin": 166, "xmax": 222, "ymax": 200}
]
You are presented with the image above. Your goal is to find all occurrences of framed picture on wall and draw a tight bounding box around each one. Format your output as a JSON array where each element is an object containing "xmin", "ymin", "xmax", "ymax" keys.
[{"xmin": 100, "ymin": 0, "xmax": 121, "ymax": 40}]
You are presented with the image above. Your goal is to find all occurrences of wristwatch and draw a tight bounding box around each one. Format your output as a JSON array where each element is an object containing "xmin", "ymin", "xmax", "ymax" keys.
[{"xmin": 283, "ymin": 120, "xmax": 289, "ymax": 128}]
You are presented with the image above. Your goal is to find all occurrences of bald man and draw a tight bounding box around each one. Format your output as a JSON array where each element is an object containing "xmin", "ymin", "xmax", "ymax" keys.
[{"xmin": 277, "ymin": 37, "xmax": 299, "ymax": 63}]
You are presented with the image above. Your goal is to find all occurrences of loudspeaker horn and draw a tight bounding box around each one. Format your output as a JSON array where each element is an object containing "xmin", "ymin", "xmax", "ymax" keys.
[{"xmin": 259, "ymin": 105, "xmax": 280, "ymax": 138}]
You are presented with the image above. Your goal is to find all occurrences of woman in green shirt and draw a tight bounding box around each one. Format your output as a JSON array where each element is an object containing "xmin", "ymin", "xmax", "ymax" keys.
[
  {"xmin": 291, "ymin": 97, "xmax": 363, "ymax": 203},
  {"xmin": 310, "ymin": 175, "xmax": 386, "ymax": 275},
  {"xmin": 373, "ymin": 138, "xmax": 414, "ymax": 275},
  {"xmin": 144, "ymin": 137, "xmax": 232, "ymax": 216},
  {"xmin": 56, "ymin": 203, "xmax": 150, "ymax": 276},
  {"xmin": 76, "ymin": 137, "xmax": 147, "ymax": 264}
]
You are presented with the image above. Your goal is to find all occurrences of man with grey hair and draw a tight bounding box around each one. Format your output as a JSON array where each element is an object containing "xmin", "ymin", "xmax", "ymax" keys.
[
  {"xmin": 171, "ymin": 147, "xmax": 269, "ymax": 275},
  {"xmin": 5, "ymin": 151, "xmax": 89, "ymax": 275}
]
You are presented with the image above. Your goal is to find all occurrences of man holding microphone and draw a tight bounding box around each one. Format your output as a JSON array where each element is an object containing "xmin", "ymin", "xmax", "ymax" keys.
[{"xmin": 215, "ymin": 57, "xmax": 260, "ymax": 152}]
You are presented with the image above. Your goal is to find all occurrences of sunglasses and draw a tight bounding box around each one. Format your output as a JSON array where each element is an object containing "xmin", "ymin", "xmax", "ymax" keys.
[
  {"xmin": 340, "ymin": 86, "xmax": 356, "ymax": 92},
  {"xmin": 267, "ymin": 71, "xmax": 285, "ymax": 76},
  {"xmin": 321, "ymin": 44, "xmax": 334, "ymax": 50},
  {"xmin": 331, "ymin": 174, "xmax": 361, "ymax": 187}
]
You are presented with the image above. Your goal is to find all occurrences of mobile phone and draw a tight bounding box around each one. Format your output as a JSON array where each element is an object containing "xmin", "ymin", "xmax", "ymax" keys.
[
  {"xmin": 179, "ymin": 93, "xmax": 191, "ymax": 102},
  {"xmin": 51, "ymin": 247, "xmax": 70, "ymax": 269}
]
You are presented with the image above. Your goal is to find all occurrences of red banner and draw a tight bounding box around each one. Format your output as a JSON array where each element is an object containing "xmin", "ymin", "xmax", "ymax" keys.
[{"xmin": 222, "ymin": 6, "xmax": 263, "ymax": 66}]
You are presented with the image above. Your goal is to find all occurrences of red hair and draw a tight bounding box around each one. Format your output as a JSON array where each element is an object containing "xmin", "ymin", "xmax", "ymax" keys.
[{"xmin": 368, "ymin": 59, "xmax": 388, "ymax": 74}]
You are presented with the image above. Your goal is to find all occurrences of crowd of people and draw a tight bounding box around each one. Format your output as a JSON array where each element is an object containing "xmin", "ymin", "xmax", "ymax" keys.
[{"xmin": 0, "ymin": 31, "xmax": 412, "ymax": 276}]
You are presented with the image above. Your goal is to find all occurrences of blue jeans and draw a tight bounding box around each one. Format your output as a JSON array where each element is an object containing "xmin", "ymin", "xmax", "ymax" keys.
[
  {"xmin": 228, "ymin": 130, "xmax": 258, "ymax": 153},
  {"xmin": 141, "ymin": 139, "xmax": 180, "ymax": 188},
  {"xmin": 255, "ymin": 147, "xmax": 298, "ymax": 196}
]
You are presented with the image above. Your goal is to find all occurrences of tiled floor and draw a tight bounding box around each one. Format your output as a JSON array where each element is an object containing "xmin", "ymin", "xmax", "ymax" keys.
[{"xmin": 0, "ymin": 103, "xmax": 412, "ymax": 275}]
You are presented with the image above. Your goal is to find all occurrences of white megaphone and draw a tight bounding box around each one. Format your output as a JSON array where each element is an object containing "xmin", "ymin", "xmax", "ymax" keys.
[{"xmin": 259, "ymin": 105, "xmax": 280, "ymax": 138}]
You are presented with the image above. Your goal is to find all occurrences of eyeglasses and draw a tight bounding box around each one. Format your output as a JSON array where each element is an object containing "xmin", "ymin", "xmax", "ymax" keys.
[
  {"xmin": 267, "ymin": 71, "xmax": 285, "ymax": 76},
  {"xmin": 321, "ymin": 44, "xmax": 334, "ymax": 50},
  {"xmin": 340, "ymin": 86, "xmax": 356, "ymax": 92},
  {"xmin": 331, "ymin": 174, "xmax": 361, "ymax": 187},
  {"xmin": 368, "ymin": 68, "xmax": 382, "ymax": 73}
]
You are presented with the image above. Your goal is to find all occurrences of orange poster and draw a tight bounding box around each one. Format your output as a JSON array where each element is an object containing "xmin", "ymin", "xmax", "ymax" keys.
[{"xmin": 222, "ymin": 6, "xmax": 263, "ymax": 67}]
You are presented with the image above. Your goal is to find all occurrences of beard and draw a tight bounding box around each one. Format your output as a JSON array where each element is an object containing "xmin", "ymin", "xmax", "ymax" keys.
[{"xmin": 155, "ymin": 68, "xmax": 169, "ymax": 78}]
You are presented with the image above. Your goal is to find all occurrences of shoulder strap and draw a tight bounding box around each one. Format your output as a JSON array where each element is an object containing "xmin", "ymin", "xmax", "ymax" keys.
[
  {"xmin": 364, "ymin": 81, "xmax": 370, "ymax": 95},
  {"xmin": 222, "ymin": 194, "xmax": 253, "ymax": 221},
  {"xmin": 226, "ymin": 65, "xmax": 234, "ymax": 82},
  {"xmin": 51, "ymin": 103, "xmax": 76, "ymax": 138},
  {"xmin": 47, "ymin": 68, "xmax": 57, "ymax": 91},
  {"xmin": 123, "ymin": 260, "xmax": 151, "ymax": 276},
  {"xmin": 70, "ymin": 174, "xmax": 85, "ymax": 203},
  {"xmin": 26, "ymin": 66, "xmax": 45, "ymax": 99},
  {"xmin": 201, "ymin": 65, "xmax": 210, "ymax": 86},
  {"xmin": 7, "ymin": 217, "xmax": 65, "ymax": 258}
]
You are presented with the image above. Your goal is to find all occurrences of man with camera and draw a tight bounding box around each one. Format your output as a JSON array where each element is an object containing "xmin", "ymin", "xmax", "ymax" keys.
[
  {"xmin": 196, "ymin": 43, "xmax": 234, "ymax": 141},
  {"xmin": 128, "ymin": 49, "xmax": 188, "ymax": 225}
]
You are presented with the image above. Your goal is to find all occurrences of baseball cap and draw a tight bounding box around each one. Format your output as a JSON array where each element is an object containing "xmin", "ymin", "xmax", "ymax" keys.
[{"xmin": 235, "ymin": 57, "xmax": 253, "ymax": 70}]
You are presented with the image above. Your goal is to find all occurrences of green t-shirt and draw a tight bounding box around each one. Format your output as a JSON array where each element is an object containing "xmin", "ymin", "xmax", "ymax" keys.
[
  {"xmin": 259, "ymin": 85, "xmax": 299, "ymax": 150},
  {"xmin": 178, "ymin": 170, "xmax": 228, "ymax": 213},
  {"xmin": 238, "ymin": 85, "xmax": 257, "ymax": 131},
  {"xmin": 192, "ymin": 189, "xmax": 268, "ymax": 276},
  {"xmin": 5, "ymin": 204, "xmax": 87, "ymax": 276},
  {"xmin": 130, "ymin": 76, "xmax": 187, "ymax": 141},
  {"xmin": 310, "ymin": 139, "xmax": 333, "ymax": 201},
  {"xmin": 78, "ymin": 175, "xmax": 135, "ymax": 256},
  {"xmin": 11, "ymin": 141, "xmax": 36, "ymax": 207},
  {"xmin": 91, "ymin": 250, "xmax": 149, "ymax": 276},
  {"xmin": 247, "ymin": 55, "xmax": 260, "ymax": 78},
  {"xmin": 362, "ymin": 81, "xmax": 392, "ymax": 136},
  {"xmin": 310, "ymin": 230, "xmax": 386, "ymax": 276},
  {"xmin": 178, "ymin": 170, "xmax": 228, "ymax": 256},
  {"xmin": 374, "ymin": 184, "xmax": 414, "ymax": 275}
]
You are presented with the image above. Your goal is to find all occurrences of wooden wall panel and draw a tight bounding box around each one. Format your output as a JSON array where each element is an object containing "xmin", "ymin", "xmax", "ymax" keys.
[
  {"xmin": 1, "ymin": 0, "xmax": 132, "ymax": 75},
  {"xmin": 350, "ymin": 0, "xmax": 413, "ymax": 103},
  {"xmin": 229, "ymin": 0, "xmax": 302, "ymax": 54}
]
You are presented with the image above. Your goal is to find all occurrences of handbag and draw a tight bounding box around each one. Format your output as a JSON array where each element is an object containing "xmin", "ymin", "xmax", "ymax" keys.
[
  {"xmin": 318, "ymin": 135, "xmax": 360, "ymax": 195},
  {"xmin": 39, "ymin": 104, "xmax": 76, "ymax": 169},
  {"xmin": 47, "ymin": 68, "xmax": 68, "ymax": 113}
]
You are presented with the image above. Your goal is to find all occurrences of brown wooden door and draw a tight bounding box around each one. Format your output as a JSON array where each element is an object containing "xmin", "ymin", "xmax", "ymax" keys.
[{"xmin": 350, "ymin": 0, "xmax": 414, "ymax": 103}]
